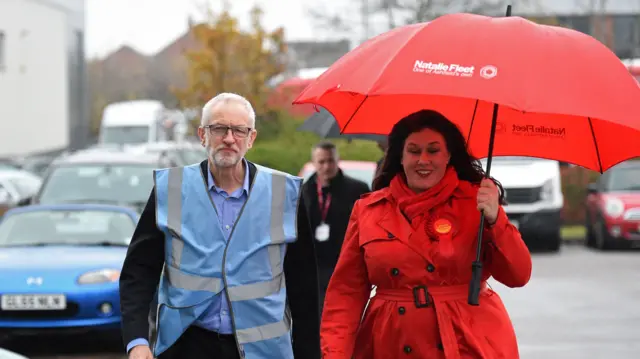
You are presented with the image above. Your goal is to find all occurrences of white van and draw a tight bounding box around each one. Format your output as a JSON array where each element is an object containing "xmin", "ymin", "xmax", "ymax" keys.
[
  {"xmin": 480, "ymin": 156, "xmax": 564, "ymax": 251},
  {"xmin": 99, "ymin": 100, "xmax": 167, "ymax": 145}
]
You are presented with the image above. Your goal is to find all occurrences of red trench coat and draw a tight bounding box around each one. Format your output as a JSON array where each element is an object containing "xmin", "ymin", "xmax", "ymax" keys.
[{"xmin": 320, "ymin": 183, "xmax": 532, "ymax": 359}]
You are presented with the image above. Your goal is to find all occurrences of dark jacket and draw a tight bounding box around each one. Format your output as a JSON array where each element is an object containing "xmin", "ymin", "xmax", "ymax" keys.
[
  {"xmin": 302, "ymin": 170, "xmax": 370, "ymax": 290},
  {"xmin": 119, "ymin": 160, "xmax": 321, "ymax": 358}
]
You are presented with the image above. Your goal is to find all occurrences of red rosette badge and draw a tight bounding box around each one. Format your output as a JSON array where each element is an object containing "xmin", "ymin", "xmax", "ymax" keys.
[{"xmin": 425, "ymin": 214, "xmax": 457, "ymax": 260}]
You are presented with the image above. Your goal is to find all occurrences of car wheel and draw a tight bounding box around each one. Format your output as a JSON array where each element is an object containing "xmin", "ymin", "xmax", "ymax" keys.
[
  {"xmin": 546, "ymin": 232, "xmax": 562, "ymax": 252},
  {"xmin": 585, "ymin": 213, "xmax": 595, "ymax": 247},
  {"xmin": 595, "ymin": 217, "xmax": 612, "ymax": 250}
]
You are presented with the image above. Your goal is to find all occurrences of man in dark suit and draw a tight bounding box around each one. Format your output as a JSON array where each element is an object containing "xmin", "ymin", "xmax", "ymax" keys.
[
  {"xmin": 120, "ymin": 93, "xmax": 320, "ymax": 359},
  {"xmin": 302, "ymin": 141, "xmax": 370, "ymax": 311}
]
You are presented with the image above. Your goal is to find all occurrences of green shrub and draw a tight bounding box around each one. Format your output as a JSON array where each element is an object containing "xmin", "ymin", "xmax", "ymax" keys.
[
  {"xmin": 246, "ymin": 112, "xmax": 382, "ymax": 175},
  {"xmin": 560, "ymin": 166, "xmax": 601, "ymax": 224}
]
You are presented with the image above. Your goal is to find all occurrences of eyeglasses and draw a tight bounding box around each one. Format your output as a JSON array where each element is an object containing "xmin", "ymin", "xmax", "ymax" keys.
[{"xmin": 203, "ymin": 125, "xmax": 252, "ymax": 138}]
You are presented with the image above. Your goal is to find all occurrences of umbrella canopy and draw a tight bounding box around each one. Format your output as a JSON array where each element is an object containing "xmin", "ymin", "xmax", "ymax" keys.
[
  {"xmin": 292, "ymin": 8, "xmax": 640, "ymax": 307},
  {"xmin": 293, "ymin": 12, "xmax": 640, "ymax": 172},
  {"xmin": 297, "ymin": 107, "xmax": 386, "ymax": 142}
]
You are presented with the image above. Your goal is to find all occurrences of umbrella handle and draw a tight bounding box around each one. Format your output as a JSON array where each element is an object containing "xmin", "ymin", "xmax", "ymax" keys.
[{"xmin": 468, "ymin": 213, "xmax": 487, "ymax": 306}]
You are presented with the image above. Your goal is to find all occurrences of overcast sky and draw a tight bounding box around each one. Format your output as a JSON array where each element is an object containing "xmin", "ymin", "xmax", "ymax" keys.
[
  {"xmin": 84, "ymin": 0, "xmax": 344, "ymax": 58},
  {"xmin": 84, "ymin": 0, "xmax": 640, "ymax": 58}
]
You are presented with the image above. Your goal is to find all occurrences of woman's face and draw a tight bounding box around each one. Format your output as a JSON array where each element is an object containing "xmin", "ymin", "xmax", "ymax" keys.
[{"xmin": 401, "ymin": 128, "xmax": 451, "ymax": 192}]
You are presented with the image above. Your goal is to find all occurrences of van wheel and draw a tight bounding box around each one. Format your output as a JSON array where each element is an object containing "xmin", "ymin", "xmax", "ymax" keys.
[{"xmin": 546, "ymin": 234, "xmax": 561, "ymax": 252}]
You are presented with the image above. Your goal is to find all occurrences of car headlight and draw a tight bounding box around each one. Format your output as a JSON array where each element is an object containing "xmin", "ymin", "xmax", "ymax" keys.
[
  {"xmin": 604, "ymin": 198, "xmax": 625, "ymax": 218},
  {"xmin": 77, "ymin": 269, "xmax": 120, "ymax": 285},
  {"xmin": 540, "ymin": 179, "xmax": 554, "ymax": 201}
]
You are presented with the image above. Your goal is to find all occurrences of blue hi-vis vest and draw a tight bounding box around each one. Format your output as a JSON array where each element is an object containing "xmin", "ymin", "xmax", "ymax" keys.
[{"xmin": 152, "ymin": 163, "xmax": 302, "ymax": 358}]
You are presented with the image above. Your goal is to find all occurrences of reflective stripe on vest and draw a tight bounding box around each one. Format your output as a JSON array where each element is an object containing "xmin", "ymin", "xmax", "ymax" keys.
[{"xmin": 161, "ymin": 165, "xmax": 295, "ymax": 344}]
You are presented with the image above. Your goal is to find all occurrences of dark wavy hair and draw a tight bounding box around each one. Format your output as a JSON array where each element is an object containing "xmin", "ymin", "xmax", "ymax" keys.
[{"xmin": 372, "ymin": 109, "xmax": 505, "ymax": 204}]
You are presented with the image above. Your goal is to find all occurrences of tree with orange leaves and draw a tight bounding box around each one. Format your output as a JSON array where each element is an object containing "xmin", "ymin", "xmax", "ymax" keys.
[{"xmin": 174, "ymin": 3, "xmax": 287, "ymax": 117}]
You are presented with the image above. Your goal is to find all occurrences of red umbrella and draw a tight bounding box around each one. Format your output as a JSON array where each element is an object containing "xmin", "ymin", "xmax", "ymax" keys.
[
  {"xmin": 293, "ymin": 11, "xmax": 640, "ymax": 172},
  {"xmin": 292, "ymin": 7, "xmax": 640, "ymax": 305}
]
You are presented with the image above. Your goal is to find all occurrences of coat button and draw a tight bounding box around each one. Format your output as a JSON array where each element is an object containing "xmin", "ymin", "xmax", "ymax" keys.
[
  {"xmin": 387, "ymin": 232, "xmax": 394, "ymax": 238},
  {"xmin": 391, "ymin": 268, "xmax": 400, "ymax": 276},
  {"xmin": 398, "ymin": 306, "xmax": 406, "ymax": 315},
  {"xmin": 404, "ymin": 345, "xmax": 412, "ymax": 353},
  {"xmin": 427, "ymin": 263, "xmax": 435, "ymax": 272},
  {"xmin": 437, "ymin": 342, "xmax": 444, "ymax": 351}
]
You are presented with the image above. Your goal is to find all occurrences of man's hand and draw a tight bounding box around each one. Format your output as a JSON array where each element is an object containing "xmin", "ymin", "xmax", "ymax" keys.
[{"xmin": 129, "ymin": 345, "xmax": 153, "ymax": 359}]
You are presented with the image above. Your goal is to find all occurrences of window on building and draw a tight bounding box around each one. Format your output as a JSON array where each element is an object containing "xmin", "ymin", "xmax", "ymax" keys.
[
  {"xmin": 612, "ymin": 15, "xmax": 640, "ymax": 58},
  {"xmin": 557, "ymin": 15, "xmax": 591, "ymax": 36},
  {"xmin": 0, "ymin": 31, "xmax": 5, "ymax": 70}
]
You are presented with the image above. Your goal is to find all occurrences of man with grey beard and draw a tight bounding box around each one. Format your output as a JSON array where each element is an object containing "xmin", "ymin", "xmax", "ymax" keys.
[{"xmin": 119, "ymin": 93, "xmax": 321, "ymax": 359}]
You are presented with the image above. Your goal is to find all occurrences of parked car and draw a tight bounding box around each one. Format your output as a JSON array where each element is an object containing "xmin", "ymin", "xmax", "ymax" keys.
[
  {"xmin": 0, "ymin": 204, "xmax": 138, "ymax": 338},
  {"xmin": 126, "ymin": 141, "xmax": 207, "ymax": 166},
  {"xmin": 0, "ymin": 348, "xmax": 28, "ymax": 359},
  {"xmin": 622, "ymin": 57, "xmax": 640, "ymax": 83},
  {"xmin": 298, "ymin": 160, "xmax": 377, "ymax": 188},
  {"xmin": 585, "ymin": 160, "xmax": 640, "ymax": 249},
  {"xmin": 16, "ymin": 154, "xmax": 58, "ymax": 177},
  {"xmin": 0, "ymin": 171, "xmax": 43, "ymax": 216},
  {"xmin": 28, "ymin": 149, "xmax": 175, "ymax": 212},
  {"xmin": 0, "ymin": 160, "xmax": 22, "ymax": 172}
]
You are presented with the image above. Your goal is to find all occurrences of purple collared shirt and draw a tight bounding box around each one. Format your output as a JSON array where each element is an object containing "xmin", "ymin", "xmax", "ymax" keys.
[{"xmin": 194, "ymin": 159, "xmax": 251, "ymax": 333}]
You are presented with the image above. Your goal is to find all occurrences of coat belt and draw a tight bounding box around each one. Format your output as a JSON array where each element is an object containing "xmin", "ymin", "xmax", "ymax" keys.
[{"xmin": 374, "ymin": 282, "xmax": 488, "ymax": 359}]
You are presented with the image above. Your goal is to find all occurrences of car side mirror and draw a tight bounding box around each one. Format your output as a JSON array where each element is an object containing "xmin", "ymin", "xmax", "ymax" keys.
[{"xmin": 587, "ymin": 183, "xmax": 598, "ymax": 194}]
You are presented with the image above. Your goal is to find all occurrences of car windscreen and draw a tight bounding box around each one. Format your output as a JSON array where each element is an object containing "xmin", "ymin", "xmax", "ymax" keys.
[
  {"xmin": 37, "ymin": 164, "xmax": 155, "ymax": 206},
  {"xmin": 0, "ymin": 209, "xmax": 136, "ymax": 247},
  {"xmin": 101, "ymin": 126, "xmax": 150, "ymax": 145},
  {"xmin": 608, "ymin": 166, "xmax": 640, "ymax": 191}
]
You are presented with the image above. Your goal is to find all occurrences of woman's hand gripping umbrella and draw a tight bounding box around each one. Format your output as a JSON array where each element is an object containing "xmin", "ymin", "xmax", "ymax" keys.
[{"xmin": 292, "ymin": 6, "xmax": 640, "ymax": 306}]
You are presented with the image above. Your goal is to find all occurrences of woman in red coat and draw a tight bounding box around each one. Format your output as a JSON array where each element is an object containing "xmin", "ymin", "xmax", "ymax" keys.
[{"xmin": 320, "ymin": 109, "xmax": 532, "ymax": 359}]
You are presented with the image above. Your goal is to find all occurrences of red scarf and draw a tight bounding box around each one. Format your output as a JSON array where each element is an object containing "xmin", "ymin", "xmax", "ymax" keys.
[
  {"xmin": 389, "ymin": 167, "xmax": 460, "ymax": 264},
  {"xmin": 389, "ymin": 166, "xmax": 459, "ymax": 228}
]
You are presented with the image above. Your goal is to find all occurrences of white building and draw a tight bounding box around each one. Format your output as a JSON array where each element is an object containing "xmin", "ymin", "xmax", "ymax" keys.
[{"xmin": 0, "ymin": 0, "xmax": 87, "ymax": 157}]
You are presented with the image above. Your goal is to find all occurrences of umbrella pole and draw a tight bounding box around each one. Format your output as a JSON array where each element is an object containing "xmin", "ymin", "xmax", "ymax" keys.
[
  {"xmin": 468, "ymin": 103, "xmax": 500, "ymax": 306},
  {"xmin": 468, "ymin": 3, "xmax": 512, "ymax": 307}
]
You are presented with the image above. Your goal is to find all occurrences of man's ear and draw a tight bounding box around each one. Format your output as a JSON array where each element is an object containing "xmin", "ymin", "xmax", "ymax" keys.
[
  {"xmin": 247, "ymin": 129, "xmax": 257, "ymax": 149},
  {"xmin": 198, "ymin": 127, "xmax": 206, "ymax": 146}
]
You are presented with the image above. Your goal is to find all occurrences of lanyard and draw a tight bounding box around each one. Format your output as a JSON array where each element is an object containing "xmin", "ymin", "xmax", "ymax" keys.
[{"xmin": 316, "ymin": 181, "xmax": 332, "ymax": 222}]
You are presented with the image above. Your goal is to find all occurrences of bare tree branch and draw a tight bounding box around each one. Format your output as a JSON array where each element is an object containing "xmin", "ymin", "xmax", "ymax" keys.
[
  {"xmin": 304, "ymin": 3, "xmax": 357, "ymax": 35},
  {"xmin": 306, "ymin": 0, "xmax": 545, "ymax": 41}
]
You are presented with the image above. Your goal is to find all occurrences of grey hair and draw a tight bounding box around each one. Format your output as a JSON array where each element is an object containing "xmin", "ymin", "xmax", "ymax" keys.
[{"xmin": 201, "ymin": 93, "xmax": 256, "ymax": 127}]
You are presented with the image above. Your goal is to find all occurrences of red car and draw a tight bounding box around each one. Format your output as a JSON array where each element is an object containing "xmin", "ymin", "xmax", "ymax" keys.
[
  {"xmin": 585, "ymin": 160, "xmax": 640, "ymax": 249},
  {"xmin": 622, "ymin": 58, "xmax": 640, "ymax": 82}
]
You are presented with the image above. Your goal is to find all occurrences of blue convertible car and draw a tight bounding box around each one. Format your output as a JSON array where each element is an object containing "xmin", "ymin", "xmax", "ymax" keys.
[{"xmin": 0, "ymin": 204, "xmax": 138, "ymax": 337}]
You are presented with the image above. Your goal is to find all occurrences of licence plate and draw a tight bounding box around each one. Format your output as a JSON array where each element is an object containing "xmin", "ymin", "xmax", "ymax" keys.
[
  {"xmin": 1, "ymin": 294, "xmax": 67, "ymax": 311},
  {"xmin": 510, "ymin": 220, "xmax": 520, "ymax": 229}
]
